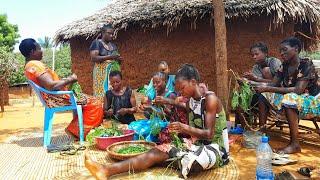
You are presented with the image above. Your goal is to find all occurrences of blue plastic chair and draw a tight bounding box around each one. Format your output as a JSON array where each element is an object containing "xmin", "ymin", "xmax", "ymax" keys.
[{"xmin": 27, "ymin": 80, "xmax": 84, "ymax": 147}]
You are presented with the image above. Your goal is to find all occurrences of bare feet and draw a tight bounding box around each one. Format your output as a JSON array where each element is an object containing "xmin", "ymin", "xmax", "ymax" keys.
[
  {"xmin": 84, "ymin": 152, "xmax": 108, "ymax": 180},
  {"xmin": 277, "ymin": 143, "xmax": 301, "ymax": 154}
]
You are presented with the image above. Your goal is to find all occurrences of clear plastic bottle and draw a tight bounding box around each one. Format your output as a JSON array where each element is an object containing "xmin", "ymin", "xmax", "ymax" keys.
[{"xmin": 256, "ymin": 136, "xmax": 274, "ymax": 180}]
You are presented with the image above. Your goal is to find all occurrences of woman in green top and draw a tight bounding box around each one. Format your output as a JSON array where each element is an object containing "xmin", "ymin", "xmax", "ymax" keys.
[{"xmin": 84, "ymin": 64, "xmax": 229, "ymax": 179}]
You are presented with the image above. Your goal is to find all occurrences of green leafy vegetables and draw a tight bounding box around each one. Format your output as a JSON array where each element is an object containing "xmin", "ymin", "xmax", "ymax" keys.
[
  {"xmin": 171, "ymin": 133, "xmax": 185, "ymax": 150},
  {"xmin": 86, "ymin": 124, "xmax": 123, "ymax": 145},
  {"xmin": 231, "ymin": 81, "xmax": 254, "ymax": 113},
  {"xmin": 110, "ymin": 51, "xmax": 121, "ymax": 72},
  {"xmin": 116, "ymin": 145, "xmax": 149, "ymax": 154},
  {"xmin": 150, "ymin": 106, "xmax": 166, "ymax": 136},
  {"xmin": 70, "ymin": 82, "xmax": 82, "ymax": 99},
  {"xmin": 136, "ymin": 86, "xmax": 147, "ymax": 95}
]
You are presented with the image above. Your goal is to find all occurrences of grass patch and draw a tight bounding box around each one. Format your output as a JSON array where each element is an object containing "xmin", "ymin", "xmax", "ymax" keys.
[{"xmin": 300, "ymin": 51, "xmax": 320, "ymax": 60}]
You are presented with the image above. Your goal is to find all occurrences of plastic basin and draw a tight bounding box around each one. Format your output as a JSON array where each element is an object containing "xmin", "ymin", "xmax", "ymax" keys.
[{"xmin": 95, "ymin": 129, "xmax": 135, "ymax": 150}]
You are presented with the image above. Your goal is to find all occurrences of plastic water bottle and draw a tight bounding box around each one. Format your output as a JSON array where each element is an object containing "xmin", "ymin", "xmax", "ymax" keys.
[{"xmin": 256, "ymin": 136, "xmax": 274, "ymax": 180}]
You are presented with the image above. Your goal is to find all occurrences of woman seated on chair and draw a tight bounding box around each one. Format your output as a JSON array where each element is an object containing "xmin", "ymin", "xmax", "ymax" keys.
[
  {"xmin": 19, "ymin": 38, "xmax": 103, "ymax": 139},
  {"xmin": 85, "ymin": 64, "xmax": 229, "ymax": 179},
  {"xmin": 104, "ymin": 71, "xmax": 137, "ymax": 124},
  {"xmin": 145, "ymin": 61, "xmax": 175, "ymax": 100},
  {"xmin": 247, "ymin": 37, "xmax": 320, "ymax": 154},
  {"xmin": 236, "ymin": 42, "xmax": 282, "ymax": 128}
]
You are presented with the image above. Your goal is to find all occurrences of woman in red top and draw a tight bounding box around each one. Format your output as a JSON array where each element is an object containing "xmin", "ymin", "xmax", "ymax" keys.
[{"xmin": 20, "ymin": 38, "xmax": 103, "ymax": 138}]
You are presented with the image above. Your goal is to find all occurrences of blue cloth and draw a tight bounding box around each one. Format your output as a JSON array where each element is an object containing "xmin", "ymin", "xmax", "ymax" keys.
[
  {"xmin": 146, "ymin": 75, "xmax": 176, "ymax": 100},
  {"xmin": 128, "ymin": 119, "xmax": 169, "ymax": 142}
]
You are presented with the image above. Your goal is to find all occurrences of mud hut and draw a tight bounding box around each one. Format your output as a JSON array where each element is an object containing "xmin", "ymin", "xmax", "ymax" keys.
[{"xmin": 54, "ymin": 0, "xmax": 320, "ymax": 95}]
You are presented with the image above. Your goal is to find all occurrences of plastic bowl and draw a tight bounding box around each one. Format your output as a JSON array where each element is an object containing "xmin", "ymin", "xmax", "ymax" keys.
[{"xmin": 95, "ymin": 129, "xmax": 135, "ymax": 150}]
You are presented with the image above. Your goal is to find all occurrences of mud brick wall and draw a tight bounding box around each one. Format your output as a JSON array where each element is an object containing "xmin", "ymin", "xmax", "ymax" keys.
[
  {"xmin": 70, "ymin": 16, "xmax": 294, "ymax": 95},
  {"xmin": 0, "ymin": 82, "xmax": 9, "ymax": 105}
]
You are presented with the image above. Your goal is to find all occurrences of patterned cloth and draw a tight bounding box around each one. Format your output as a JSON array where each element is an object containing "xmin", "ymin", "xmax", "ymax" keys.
[
  {"xmin": 156, "ymin": 95, "xmax": 229, "ymax": 179},
  {"xmin": 262, "ymin": 92, "xmax": 320, "ymax": 118},
  {"xmin": 90, "ymin": 39, "xmax": 120, "ymax": 101},
  {"xmin": 146, "ymin": 74, "xmax": 175, "ymax": 100},
  {"xmin": 276, "ymin": 58, "xmax": 320, "ymax": 96},
  {"xmin": 261, "ymin": 58, "xmax": 320, "ymax": 118},
  {"xmin": 252, "ymin": 56, "xmax": 282, "ymax": 78},
  {"xmin": 92, "ymin": 61, "xmax": 113, "ymax": 101},
  {"xmin": 24, "ymin": 60, "xmax": 103, "ymax": 137}
]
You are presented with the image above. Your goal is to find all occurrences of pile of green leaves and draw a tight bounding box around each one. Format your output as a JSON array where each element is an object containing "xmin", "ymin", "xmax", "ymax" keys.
[
  {"xmin": 136, "ymin": 86, "xmax": 147, "ymax": 95},
  {"xmin": 110, "ymin": 61, "xmax": 121, "ymax": 72},
  {"xmin": 86, "ymin": 123, "xmax": 123, "ymax": 145},
  {"xmin": 110, "ymin": 51, "xmax": 121, "ymax": 72},
  {"xmin": 171, "ymin": 133, "xmax": 185, "ymax": 150},
  {"xmin": 70, "ymin": 82, "xmax": 82, "ymax": 99},
  {"xmin": 116, "ymin": 145, "xmax": 149, "ymax": 154},
  {"xmin": 150, "ymin": 106, "xmax": 166, "ymax": 136},
  {"xmin": 231, "ymin": 81, "xmax": 254, "ymax": 113}
]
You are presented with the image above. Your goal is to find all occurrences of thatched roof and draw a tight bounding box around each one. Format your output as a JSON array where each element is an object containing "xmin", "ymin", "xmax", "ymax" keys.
[{"xmin": 54, "ymin": 0, "xmax": 320, "ymax": 44}]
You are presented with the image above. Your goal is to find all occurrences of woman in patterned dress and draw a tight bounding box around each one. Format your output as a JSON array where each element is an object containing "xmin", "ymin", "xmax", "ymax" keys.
[
  {"xmin": 90, "ymin": 24, "xmax": 123, "ymax": 101},
  {"xmin": 248, "ymin": 37, "xmax": 320, "ymax": 154},
  {"xmin": 84, "ymin": 64, "xmax": 229, "ymax": 179},
  {"xmin": 20, "ymin": 38, "xmax": 103, "ymax": 139}
]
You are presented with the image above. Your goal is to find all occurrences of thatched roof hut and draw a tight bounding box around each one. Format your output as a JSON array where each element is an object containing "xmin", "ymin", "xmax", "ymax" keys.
[{"xmin": 54, "ymin": 0, "xmax": 320, "ymax": 94}]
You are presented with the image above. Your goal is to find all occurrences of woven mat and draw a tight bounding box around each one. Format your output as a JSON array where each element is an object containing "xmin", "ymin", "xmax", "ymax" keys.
[{"xmin": 0, "ymin": 128, "xmax": 239, "ymax": 180}]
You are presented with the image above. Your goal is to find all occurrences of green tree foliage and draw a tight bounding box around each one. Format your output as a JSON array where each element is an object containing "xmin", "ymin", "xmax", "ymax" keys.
[
  {"xmin": 0, "ymin": 46, "xmax": 18, "ymax": 82},
  {"xmin": 8, "ymin": 53, "xmax": 27, "ymax": 85},
  {"xmin": 38, "ymin": 36, "xmax": 52, "ymax": 49},
  {"xmin": 0, "ymin": 46, "xmax": 18, "ymax": 111},
  {"xmin": 0, "ymin": 14, "xmax": 20, "ymax": 51},
  {"xmin": 42, "ymin": 45, "xmax": 72, "ymax": 78},
  {"xmin": 9, "ymin": 45, "xmax": 72, "ymax": 85}
]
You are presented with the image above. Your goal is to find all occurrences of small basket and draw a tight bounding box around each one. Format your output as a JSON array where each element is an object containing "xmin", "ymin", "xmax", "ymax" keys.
[{"xmin": 107, "ymin": 140, "xmax": 156, "ymax": 160}]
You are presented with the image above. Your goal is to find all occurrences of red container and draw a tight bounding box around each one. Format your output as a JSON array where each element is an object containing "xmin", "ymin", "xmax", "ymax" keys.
[{"xmin": 95, "ymin": 130, "xmax": 135, "ymax": 150}]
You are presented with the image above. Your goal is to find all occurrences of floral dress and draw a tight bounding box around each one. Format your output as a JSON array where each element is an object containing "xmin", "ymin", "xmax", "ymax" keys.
[
  {"xmin": 89, "ymin": 39, "xmax": 120, "ymax": 101},
  {"xmin": 262, "ymin": 58, "xmax": 320, "ymax": 118}
]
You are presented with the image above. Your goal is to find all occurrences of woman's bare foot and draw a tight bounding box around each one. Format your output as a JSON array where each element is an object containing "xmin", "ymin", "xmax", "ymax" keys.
[
  {"xmin": 84, "ymin": 152, "xmax": 108, "ymax": 180},
  {"xmin": 277, "ymin": 143, "xmax": 301, "ymax": 154}
]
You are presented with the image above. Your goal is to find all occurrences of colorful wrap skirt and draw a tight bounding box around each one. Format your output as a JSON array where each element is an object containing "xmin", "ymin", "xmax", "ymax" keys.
[
  {"xmin": 93, "ymin": 61, "xmax": 114, "ymax": 101},
  {"xmin": 262, "ymin": 92, "xmax": 320, "ymax": 118}
]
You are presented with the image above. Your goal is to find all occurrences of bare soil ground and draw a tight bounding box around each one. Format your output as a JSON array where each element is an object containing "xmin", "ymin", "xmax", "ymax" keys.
[{"xmin": 1, "ymin": 95, "xmax": 319, "ymax": 179}]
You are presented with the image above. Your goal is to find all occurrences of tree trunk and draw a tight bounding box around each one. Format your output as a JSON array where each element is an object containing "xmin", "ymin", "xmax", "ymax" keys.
[
  {"xmin": 212, "ymin": 0, "xmax": 228, "ymax": 113},
  {"xmin": 0, "ymin": 83, "xmax": 4, "ymax": 112}
]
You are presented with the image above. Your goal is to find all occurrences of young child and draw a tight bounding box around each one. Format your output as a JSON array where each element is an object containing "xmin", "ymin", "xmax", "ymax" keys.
[{"xmin": 84, "ymin": 64, "xmax": 229, "ymax": 179}]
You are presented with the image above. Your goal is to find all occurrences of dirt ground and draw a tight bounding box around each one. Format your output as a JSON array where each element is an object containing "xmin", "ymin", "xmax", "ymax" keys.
[{"xmin": 1, "ymin": 96, "xmax": 319, "ymax": 179}]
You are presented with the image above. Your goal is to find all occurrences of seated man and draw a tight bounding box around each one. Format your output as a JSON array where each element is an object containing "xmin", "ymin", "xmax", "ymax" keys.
[{"xmin": 235, "ymin": 42, "xmax": 281, "ymax": 127}]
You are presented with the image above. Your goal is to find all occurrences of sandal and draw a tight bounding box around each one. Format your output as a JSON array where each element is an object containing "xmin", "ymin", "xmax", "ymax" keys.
[
  {"xmin": 297, "ymin": 167, "xmax": 313, "ymax": 177},
  {"xmin": 272, "ymin": 157, "xmax": 297, "ymax": 166},
  {"xmin": 60, "ymin": 145, "xmax": 86, "ymax": 156},
  {"xmin": 47, "ymin": 144, "xmax": 75, "ymax": 153},
  {"xmin": 273, "ymin": 152, "xmax": 289, "ymax": 159}
]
